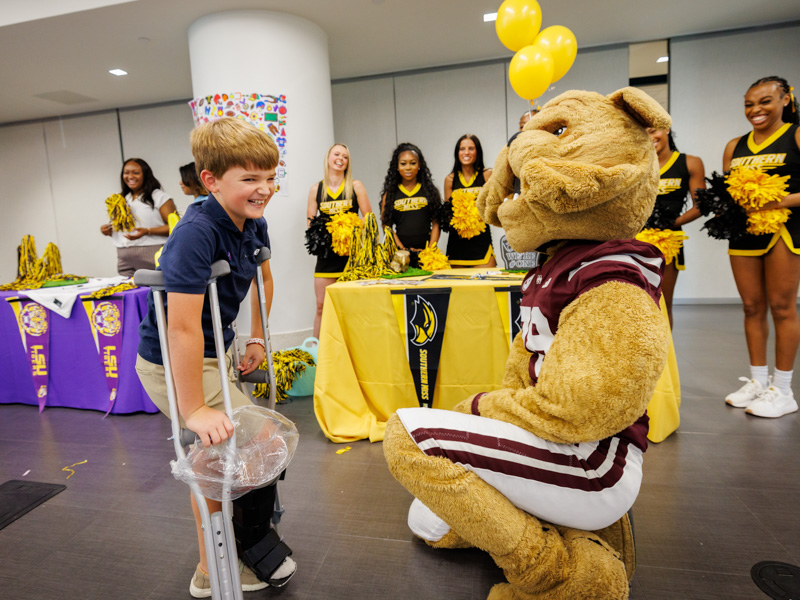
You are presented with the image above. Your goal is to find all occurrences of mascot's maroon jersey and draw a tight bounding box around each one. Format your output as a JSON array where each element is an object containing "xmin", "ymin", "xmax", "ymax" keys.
[{"xmin": 519, "ymin": 239, "xmax": 664, "ymax": 451}]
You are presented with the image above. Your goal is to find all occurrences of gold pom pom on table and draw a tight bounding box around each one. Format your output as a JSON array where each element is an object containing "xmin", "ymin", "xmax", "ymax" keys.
[
  {"xmin": 418, "ymin": 241, "xmax": 450, "ymax": 271},
  {"xmin": 449, "ymin": 189, "xmax": 486, "ymax": 239},
  {"xmin": 726, "ymin": 165, "xmax": 790, "ymax": 235},
  {"xmin": 338, "ymin": 214, "xmax": 396, "ymax": 282},
  {"xmin": 105, "ymin": 194, "xmax": 137, "ymax": 232},
  {"xmin": 86, "ymin": 281, "xmax": 137, "ymax": 298},
  {"xmin": 253, "ymin": 348, "xmax": 316, "ymax": 404},
  {"xmin": 635, "ymin": 228, "xmax": 688, "ymax": 265},
  {"xmin": 0, "ymin": 235, "xmax": 84, "ymax": 291},
  {"xmin": 326, "ymin": 212, "xmax": 363, "ymax": 257}
]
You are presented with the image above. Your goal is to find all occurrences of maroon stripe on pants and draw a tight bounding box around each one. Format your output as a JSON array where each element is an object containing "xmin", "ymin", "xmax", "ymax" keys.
[{"xmin": 411, "ymin": 428, "xmax": 630, "ymax": 492}]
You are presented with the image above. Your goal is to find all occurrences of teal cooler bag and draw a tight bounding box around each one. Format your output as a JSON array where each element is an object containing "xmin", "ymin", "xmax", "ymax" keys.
[{"xmin": 286, "ymin": 337, "xmax": 318, "ymax": 397}]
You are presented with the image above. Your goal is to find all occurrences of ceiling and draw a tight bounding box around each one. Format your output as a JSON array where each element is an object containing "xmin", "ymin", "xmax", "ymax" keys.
[{"xmin": 1, "ymin": 0, "xmax": 799, "ymax": 125}]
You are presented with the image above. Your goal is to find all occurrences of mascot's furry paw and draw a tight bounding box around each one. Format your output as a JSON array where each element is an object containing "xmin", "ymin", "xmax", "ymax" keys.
[
  {"xmin": 487, "ymin": 522, "xmax": 629, "ymax": 600},
  {"xmin": 424, "ymin": 529, "xmax": 474, "ymax": 550}
]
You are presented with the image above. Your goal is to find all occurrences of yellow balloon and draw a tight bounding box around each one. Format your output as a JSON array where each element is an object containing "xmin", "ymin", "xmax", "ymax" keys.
[
  {"xmin": 534, "ymin": 25, "xmax": 578, "ymax": 82},
  {"xmin": 495, "ymin": 0, "xmax": 543, "ymax": 52},
  {"xmin": 508, "ymin": 44, "xmax": 554, "ymax": 101}
]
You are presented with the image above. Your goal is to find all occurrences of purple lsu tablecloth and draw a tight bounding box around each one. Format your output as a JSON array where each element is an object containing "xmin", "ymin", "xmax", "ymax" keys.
[{"xmin": 0, "ymin": 287, "xmax": 159, "ymax": 414}]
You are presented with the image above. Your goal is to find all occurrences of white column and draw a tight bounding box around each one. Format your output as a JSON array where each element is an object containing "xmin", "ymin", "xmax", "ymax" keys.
[{"xmin": 189, "ymin": 10, "xmax": 333, "ymax": 338}]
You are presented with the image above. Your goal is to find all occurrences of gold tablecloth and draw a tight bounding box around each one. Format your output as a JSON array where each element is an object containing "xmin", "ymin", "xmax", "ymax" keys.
[{"xmin": 313, "ymin": 269, "xmax": 679, "ymax": 444}]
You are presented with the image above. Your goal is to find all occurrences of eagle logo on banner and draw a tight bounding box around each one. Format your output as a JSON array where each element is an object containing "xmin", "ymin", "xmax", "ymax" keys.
[{"xmin": 410, "ymin": 296, "xmax": 437, "ymax": 347}]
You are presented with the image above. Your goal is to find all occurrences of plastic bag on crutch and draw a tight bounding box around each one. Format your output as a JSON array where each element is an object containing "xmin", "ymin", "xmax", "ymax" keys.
[{"xmin": 171, "ymin": 405, "xmax": 299, "ymax": 502}]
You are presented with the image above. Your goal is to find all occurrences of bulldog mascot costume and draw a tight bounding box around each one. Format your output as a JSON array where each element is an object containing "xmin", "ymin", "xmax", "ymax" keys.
[{"xmin": 383, "ymin": 87, "xmax": 673, "ymax": 600}]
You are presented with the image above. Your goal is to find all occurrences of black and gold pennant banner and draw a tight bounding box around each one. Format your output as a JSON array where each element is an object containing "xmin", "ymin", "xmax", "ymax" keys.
[
  {"xmin": 493, "ymin": 285, "xmax": 523, "ymax": 348},
  {"xmin": 391, "ymin": 288, "xmax": 451, "ymax": 408}
]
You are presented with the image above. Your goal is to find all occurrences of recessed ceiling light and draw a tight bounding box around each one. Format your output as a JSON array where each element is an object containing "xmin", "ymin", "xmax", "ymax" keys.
[
  {"xmin": 109, "ymin": 68, "xmax": 128, "ymax": 76},
  {"xmin": 656, "ymin": 56, "xmax": 669, "ymax": 63},
  {"xmin": 484, "ymin": 12, "xmax": 498, "ymax": 22}
]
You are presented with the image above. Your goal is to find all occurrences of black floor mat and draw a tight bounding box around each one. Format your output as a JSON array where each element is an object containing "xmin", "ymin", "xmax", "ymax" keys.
[
  {"xmin": 751, "ymin": 561, "xmax": 800, "ymax": 599},
  {"xmin": 0, "ymin": 480, "xmax": 66, "ymax": 530}
]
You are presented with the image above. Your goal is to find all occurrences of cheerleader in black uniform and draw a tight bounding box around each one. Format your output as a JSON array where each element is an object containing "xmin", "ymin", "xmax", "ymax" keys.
[
  {"xmin": 444, "ymin": 134, "xmax": 495, "ymax": 268},
  {"xmin": 306, "ymin": 143, "xmax": 372, "ymax": 337},
  {"xmin": 722, "ymin": 76, "xmax": 800, "ymax": 418},
  {"xmin": 380, "ymin": 143, "xmax": 442, "ymax": 268},
  {"xmin": 645, "ymin": 127, "xmax": 705, "ymax": 328}
]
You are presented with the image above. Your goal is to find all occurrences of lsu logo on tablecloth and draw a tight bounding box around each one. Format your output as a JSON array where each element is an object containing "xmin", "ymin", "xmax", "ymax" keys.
[
  {"xmin": 92, "ymin": 301, "xmax": 122, "ymax": 337},
  {"xmin": 19, "ymin": 303, "xmax": 48, "ymax": 336},
  {"xmin": 410, "ymin": 296, "xmax": 438, "ymax": 347},
  {"xmin": 37, "ymin": 385, "xmax": 47, "ymax": 398}
]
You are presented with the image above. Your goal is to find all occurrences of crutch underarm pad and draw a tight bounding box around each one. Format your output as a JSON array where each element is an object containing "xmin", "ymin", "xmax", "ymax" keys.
[{"xmin": 242, "ymin": 528, "xmax": 292, "ymax": 581}]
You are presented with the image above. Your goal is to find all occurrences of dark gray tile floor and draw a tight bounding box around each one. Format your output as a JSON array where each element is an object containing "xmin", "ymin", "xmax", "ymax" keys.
[{"xmin": 1, "ymin": 304, "xmax": 797, "ymax": 599}]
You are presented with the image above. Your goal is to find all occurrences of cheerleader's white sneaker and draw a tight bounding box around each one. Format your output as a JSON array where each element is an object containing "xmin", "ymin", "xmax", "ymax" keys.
[
  {"xmin": 746, "ymin": 387, "xmax": 798, "ymax": 418},
  {"xmin": 725, "ymin": 377, "xmax": 765, "ymax": 408}
]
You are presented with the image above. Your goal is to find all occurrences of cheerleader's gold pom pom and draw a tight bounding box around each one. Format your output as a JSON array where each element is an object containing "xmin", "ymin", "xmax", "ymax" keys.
[
  {"xmin": 746, "ymin": 208, "xmax": 791, "ymax": 236},
  {"xmin": 253, "ymin": 349, "xmax": 315, "ymax": 404},
  {"xmin": 726, "ymin": 166, "xmax": 790, "ymax": 211},
  {"xmin": 327, "ymin": 212, "xmax": 363, "ymax": 256},
  {"xmin": 450, "ymin": 189, "xmax": 486, "ymax": 239},
  {"xmin": 635, "ymin": 228, "xmax": 688, "ymax": 265},
  {"xmin": 419, "ymin": 242, "xmax": 450, "ymax": 271},
  {"xmin": 105, "ymin": 194, "xmax": 137, "ymax": 232}
]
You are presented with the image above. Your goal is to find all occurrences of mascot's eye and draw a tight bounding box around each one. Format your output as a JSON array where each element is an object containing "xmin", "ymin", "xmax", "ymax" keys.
[{"xmin": 553, "ymin": 126, "xmax": 566, "ymax": 137}]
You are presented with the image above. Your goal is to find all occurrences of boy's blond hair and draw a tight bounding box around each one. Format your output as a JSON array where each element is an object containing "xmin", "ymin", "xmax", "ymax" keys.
[{"xmin": 191, "ymin": 117, "xmax": 279, "ymax": 177}]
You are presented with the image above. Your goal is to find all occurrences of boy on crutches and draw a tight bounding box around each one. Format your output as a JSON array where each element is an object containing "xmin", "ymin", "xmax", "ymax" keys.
[{"xmin": 135, "ymin": 117, "xmax": 296, "ymax": 597}]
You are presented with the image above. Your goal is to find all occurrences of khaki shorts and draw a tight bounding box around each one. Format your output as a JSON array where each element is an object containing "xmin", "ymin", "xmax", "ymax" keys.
[{"xmin": 136, "ymin": 349, "xmax": 252, "ymax": 428}]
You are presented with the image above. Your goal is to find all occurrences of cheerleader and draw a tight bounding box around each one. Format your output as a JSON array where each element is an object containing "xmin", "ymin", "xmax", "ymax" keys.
[
  {"xmin": 644, "ymin": 128, "xmax": 705, "ymax": 328},
  {"xmin": 306, "ymin": 143, "xmax": 372, "ymax": 338},
  {"xmin": 99, "ymin": 158, "xmax": 176, "ymax": 277},
  {"xmin": 444, "ymin": 134, "xmax": 495, "ymax": 268},
  {"xmin": 380, "ymin": 143, "xmax": 441, "ymax": 268},
  {"xmin": 723, "ymin": 76, "xmax": 800, "ymax": 418}
]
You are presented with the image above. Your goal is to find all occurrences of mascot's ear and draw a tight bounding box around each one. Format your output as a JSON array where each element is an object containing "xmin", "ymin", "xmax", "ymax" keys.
[{"xmin": 607, "ymin": 87, "xmax": 671, "ymax": 131}]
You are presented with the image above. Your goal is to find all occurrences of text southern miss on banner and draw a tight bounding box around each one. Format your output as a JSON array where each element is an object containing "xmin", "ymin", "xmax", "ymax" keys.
[{"xmin": 390, "ymin": 288, "xmax": 451, "ymax": 408}]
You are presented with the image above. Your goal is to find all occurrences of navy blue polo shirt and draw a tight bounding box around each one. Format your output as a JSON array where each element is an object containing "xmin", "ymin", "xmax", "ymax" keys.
[{"xmin": 137, "ymin": 194, "xmax": 270, "ymax": 365}]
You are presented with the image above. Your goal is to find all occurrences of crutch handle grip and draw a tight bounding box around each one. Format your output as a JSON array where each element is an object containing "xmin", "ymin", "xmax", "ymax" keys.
[
  {"xmin": 239, "ymin": 369, "xmax": 269, "ymax": 384},
  {"xmin": 179, "ymin": 428, "xmax": 198, "ymax": 448}
]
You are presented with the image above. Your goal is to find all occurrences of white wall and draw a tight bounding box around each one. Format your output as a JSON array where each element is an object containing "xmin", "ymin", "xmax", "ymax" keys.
[
  {"xmin": 0, "ymin": 122, "xmax": 59, "ymax": 280},
  {"xmin": 670, "ymin": 23, "xmax": 800, "ymax": 301}
]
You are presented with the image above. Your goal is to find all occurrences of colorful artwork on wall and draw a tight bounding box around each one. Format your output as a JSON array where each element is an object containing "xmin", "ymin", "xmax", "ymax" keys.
[{"xmin": 188, "ymin": 93, "xmax": 288, "ymax": 195}]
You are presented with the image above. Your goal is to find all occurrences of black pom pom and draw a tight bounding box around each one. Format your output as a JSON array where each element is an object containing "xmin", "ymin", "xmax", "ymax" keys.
[
  {"xmin": 436, "ymin": 201, "xmax": 454, "ymax": 232},
  {"xmin": 695, "ymin": 171, "xmax": 748, "ymax": 241},
  {"xmin": 644, "ymin": 199, "xmax": 684, "ymax": 230},
  {"xmin": 305, "ymin": 214, "xmax": 332, "ymax": 257}
]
